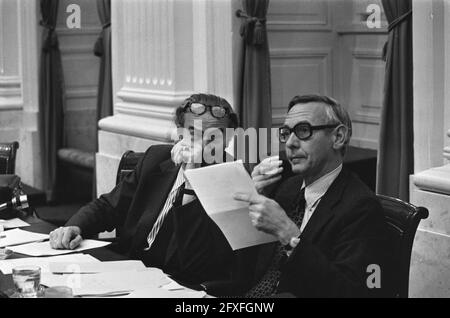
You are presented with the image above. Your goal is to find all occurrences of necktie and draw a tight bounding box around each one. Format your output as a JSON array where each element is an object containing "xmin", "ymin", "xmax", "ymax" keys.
[
  {"xmin": 172, "ymin": 182, "xmax": 186, "ymax": 207},
  {"xmin": 245, "ymin": 188, "xmax": 306, "ymax": 298},
  {"xmin": 146, "ymin": 181, "xmax": 185, "ymax": 250}
]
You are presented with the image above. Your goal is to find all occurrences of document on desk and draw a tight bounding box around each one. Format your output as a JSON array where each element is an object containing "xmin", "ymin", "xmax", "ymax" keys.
[
  {"xmin": 0, "ymin": 218, "xmax": 30, "ymax": 229},
  {"xmin": 41, "ymin": 268, "xmax": 170, "ymax": 297},
  {"xmin": 0, "ymin": 253, "xmax": 100, "ymax": 274},
  {"xmin": 184, "ymin": 160, "xmax": 277, "ymax": 250},
  {"xmin": 49, "ymin": 260, "xmax": 146, "ymax": 274},
  {"xmin": 8, "ymin": 239, "xmax": 111, "ymax": 256},
  {"xmin": 0, "ymin": 228, "xmax": 49, "ymax": 248},
  {"xmin": 117, "ymin": 287, "xmax": 206, "ymax": 298}
]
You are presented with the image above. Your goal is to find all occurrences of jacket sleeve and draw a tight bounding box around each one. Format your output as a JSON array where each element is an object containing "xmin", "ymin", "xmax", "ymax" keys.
[
  {"xmin": 65, "ymin": 148, "xmax": 150, "ymax": 237},
  {"xmin": 279, "ymin": 197, "xmax": 388, "ymax": 298}
]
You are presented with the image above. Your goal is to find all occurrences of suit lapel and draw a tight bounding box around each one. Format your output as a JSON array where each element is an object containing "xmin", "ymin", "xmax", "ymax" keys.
[
  {"xmin": 300, "ymin": 169, "xmax": 349, "ymax": 241},
  {"xmin": 131, "ymin": 158, "xmax": 181, "ymax": 251},
  {"xmin": 286, "ymin": 169, "xmax": 350, "ymax": 261}
]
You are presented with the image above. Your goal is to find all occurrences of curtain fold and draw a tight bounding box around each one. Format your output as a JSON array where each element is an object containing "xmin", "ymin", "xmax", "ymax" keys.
[
  {"xmin": 377, "ymin": 0, "xmax": 413, "ymax": 201},
  {"xmin": 94, "ymin": 0, "xmax": 112, "ymax": 123},
  {"xmin": 39, "ymin": 0, "xmax": 65, "ymax": 202},
  {"xmin": 92, "ymin": 0, "xmax": 112, "ymax": 198},
  {"xmin": 234, "ymin": 0, "xmax": 271, "ymax": 167}
]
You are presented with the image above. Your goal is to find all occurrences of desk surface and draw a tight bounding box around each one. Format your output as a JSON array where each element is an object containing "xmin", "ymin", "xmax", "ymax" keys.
[{"xmin": 0, "ymin": 215, "xmax": 128, "ymax": 295}]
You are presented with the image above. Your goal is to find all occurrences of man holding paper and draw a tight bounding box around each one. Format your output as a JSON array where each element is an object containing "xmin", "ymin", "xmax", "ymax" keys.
[
  {"xmin": 234, "ymin": 94, "xmax": 389, "ymax": 298},
  {"xmin": 49, "ymin": 93, "xmax": 241, "ymax": 287}
]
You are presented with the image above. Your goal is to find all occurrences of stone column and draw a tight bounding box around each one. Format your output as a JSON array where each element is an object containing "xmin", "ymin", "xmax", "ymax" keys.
[
  {"xmin": 0, "ymin": 0, "xmax": 42, "ymax": 188},
  {"xmin": 409, "ymin": 0, "xmax": 450, "ymax": 297},
  {"xmin": 96, "ymin": 0, "xmax": 237, "ymax": 195}
]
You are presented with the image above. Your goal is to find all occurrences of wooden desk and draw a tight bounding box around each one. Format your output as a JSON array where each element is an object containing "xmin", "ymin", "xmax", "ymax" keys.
[{"xmin": 0, "ymin": 215, "xmax": 127, "ymax": 295}]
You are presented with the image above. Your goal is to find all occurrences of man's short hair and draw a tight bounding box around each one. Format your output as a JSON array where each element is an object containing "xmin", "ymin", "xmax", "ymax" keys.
[
  {"xmin": 287, "ymin": 94, "xmax": 352, "ymax": 154},
  {"xmin": 174, "ymin": 93, "xmax": 239, "ymax": 128}
]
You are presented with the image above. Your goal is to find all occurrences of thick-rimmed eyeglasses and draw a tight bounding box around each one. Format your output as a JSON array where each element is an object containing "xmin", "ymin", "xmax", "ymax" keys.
[
  {"xmin": 278, "ymin": 122, "xmax": 339, "ymax": 142},
  {"xmin": 184, "ymin": 102, "xmax": 229, "ymax": 119}
]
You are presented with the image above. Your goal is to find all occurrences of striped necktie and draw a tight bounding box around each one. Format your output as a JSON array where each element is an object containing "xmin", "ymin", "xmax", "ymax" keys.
[
  {"xmin": 145, "ymin": 174, "xmax": 185, "ymax": 250},
  {"xmin": 245, "ymin": 188, "xmax": 306, "ymax": 298}
]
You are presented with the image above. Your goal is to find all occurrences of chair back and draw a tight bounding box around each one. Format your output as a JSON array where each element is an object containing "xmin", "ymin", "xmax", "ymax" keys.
[
  {"xmin": 116, "ymin": 150, "xmax": 145, "ymax": 185},
  {"xmin": 114, "ymin": 151, "xmax": 144, "ymax": 237},
  {"xmin": 0, "ymin": 141, "xmax": 19, "ymax": 174},
  {"xmin": 377, "ymin": 194, "xmax": 428, "ymax": 298}
]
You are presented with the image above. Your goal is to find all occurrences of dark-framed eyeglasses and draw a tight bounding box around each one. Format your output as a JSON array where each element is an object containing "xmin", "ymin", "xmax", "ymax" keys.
[
  {"xmin": 278, "ymin": 122, "xmax": 339, "ymax": 142},
  {"xmin": 184, "ymin": 102, "xmax": 230, "ymax": 119}
]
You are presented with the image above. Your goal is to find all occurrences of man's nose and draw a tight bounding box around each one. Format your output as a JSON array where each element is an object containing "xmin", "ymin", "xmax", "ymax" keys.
[{"xmin": 285, "ymin": 132, "xmax": 300, "ymax": 149}]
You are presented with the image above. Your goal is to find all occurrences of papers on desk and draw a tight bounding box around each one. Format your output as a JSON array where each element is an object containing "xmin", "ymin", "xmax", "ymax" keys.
[
  {"xmin": 8, "ymin": 239, "xmax": 111, "ymax": 256},
  {"xmin": 49, "ymin": 260, "xmax": 146, "ymax": 274},
  {"xmin": 0, "ymin": 228, "xmax": 48, "ymax": 248},
  {"xmin": 184, "ymin": 160, "xmax": 277, "ymax": 250},
  {"xmin": 0, "ymin": 253, "xmax": 100, "ymax": 274},
  {"xmin": 117, "ymin": 287, "xmax": 206, "ymax": 298},
  {"xmin": 41, "ymin": 268, "xmax": 171, "ymax": 297},
  {"xmin": 0, "ymin": 218, "xmax": 30, "ymax": 229}
]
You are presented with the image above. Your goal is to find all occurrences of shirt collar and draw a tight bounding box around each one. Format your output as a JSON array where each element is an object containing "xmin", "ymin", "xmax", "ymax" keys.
[{"xmin": 301, "ymin": 164, "xmax": 343, "ymax": 209}]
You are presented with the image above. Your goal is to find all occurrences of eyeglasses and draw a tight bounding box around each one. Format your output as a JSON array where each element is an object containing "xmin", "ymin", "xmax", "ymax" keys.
[
  {"xmin": 184, "ymin": 103, "xmax": 230, "ymax": 119},
  {"xmin": 278, "ymin": 122, "xmax": 339, "ymax": 142}
]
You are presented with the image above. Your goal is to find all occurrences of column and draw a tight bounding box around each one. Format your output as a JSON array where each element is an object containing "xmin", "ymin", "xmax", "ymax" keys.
[
  {"xmin": 0, "ymin": 0, "xmax": 41, "ymax": 188},
  {"xmin": 409, "ymin": 0, "xmax": 450, "ymax": 297},
  {"xmin": 96, "ymin": 0, "xmax": 236, "ymax": 195}
]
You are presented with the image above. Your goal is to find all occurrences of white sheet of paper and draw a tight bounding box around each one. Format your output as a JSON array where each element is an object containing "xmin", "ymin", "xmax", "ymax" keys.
[
  {"xmin": 0, "ymin": 253, "xmax": 100, "ymax": 274},
  {"xmin": 0, "ymin": 218, "xmax": 30, "ymax": 229},
  {"xmin": 8, "ymin": 239, "xmax": 111, "ymax": 256},
  {"xmin": 41, "ymin": 268, "xmax": 170, "ymax": 296},
  {"xmin": 162, "ymin": 278, "xmax": 186, "ymax": 291},
  {"xmin": 117, "ymin": 287, "xmax": 206, "ymax": 298},
  {"xmin": 184, "ymin": 160, "xmax": 277, "ymax": 250},
  {"xmin": 49, "ymin": 260, "xmax": 146, "ymax": 274},
  {"xmin": 0, "ymin": 228, "xmax": 49, "ymax": 248}
]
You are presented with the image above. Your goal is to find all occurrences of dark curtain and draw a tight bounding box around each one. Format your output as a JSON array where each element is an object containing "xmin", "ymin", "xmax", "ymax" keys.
[
  {"xmin": 234, "ymin": 0, "xmax": 271, "ymax": 167},
  {"xmin": 93, "ymin": 0, "xmax": 112, "ymax": 198},
  {"xmin": 377, "ymin": 0, "xmax": 413, "ymax": 201},
  {"xmin": 39, "ymin": 0, "xmax": 65, "ymax": 202},
  {"xmin": 94, "ymin": 0, "xmax": 112, "ymax": 123}
]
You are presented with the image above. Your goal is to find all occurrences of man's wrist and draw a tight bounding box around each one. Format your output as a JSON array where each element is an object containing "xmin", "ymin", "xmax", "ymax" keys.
[
  {"xmin": 278, "ymin": 223, "xmax": 301, "ymax": 246},
  {"xmin": 67, "ymin": 225, "xmax": 82, "ymax": 236}
]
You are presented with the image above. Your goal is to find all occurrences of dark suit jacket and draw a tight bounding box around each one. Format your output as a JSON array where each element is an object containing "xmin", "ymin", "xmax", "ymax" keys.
[
  {"xmin": 66, "ymin": 144, "xmax": 234, "ymax": 285},
  {"xmin": 253, "ymin": 168, "xmax": 389, "ymax": 298}
]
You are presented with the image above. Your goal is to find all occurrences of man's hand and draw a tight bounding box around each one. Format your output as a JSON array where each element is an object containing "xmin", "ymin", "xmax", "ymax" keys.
[
  {"xmin": 252, "ymin": 156, "xmax": 284, "ymax": 193},
  {"xmin": 49, "ymin": 226, "xmax": 83, "ymax": 250},
  {"xmin": 171, "ymin": 139, "xmax": 202, "ymax": 170},
  {"xmin": 233, "ymin": 192, "xmax": 300, "ymax": 245}
]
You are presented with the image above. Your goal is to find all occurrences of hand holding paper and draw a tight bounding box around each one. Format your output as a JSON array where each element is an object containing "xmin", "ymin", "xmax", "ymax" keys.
[
  {"xmin": 184, "ymin": 161, "xmax": 277, "ymax": 250},
  {"xmin": 233, "ymin": 192, "xmax": 300, "ymax": 246}
]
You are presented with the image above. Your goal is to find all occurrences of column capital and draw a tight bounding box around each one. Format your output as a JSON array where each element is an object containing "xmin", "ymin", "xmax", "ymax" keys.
[{"xmin": 105, "ymin": 0, "xmax": 235, "ymax": 143}]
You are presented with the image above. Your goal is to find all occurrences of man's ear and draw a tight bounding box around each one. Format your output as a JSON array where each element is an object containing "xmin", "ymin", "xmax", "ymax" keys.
[{"xmin": 332, "ymin": 125, "xmax": 348, "ymax": 151}]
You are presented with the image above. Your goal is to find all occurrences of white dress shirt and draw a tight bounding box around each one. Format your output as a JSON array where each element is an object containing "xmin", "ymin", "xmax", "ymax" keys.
[{"xmin": 299, "ymin": 164, "xmax": 343, "ymax": 233}]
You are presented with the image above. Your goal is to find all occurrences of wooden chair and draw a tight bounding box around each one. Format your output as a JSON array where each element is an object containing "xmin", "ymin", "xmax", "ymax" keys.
[{"xmin": 377, "ymin": 194, "xmax": 428, "ymax": 298}]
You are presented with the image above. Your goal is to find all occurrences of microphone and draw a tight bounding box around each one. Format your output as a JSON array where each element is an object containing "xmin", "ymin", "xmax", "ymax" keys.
[{"xmin": 0, "ymin": 195, "xmax": 30, "ymax": 212}]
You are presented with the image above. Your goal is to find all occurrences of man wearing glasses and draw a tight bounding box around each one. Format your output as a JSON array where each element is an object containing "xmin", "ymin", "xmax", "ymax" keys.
[
  {"xmin": 235, "ymin": 94, "xmax": 388, "ymax": 297},
  {"xmin": 49, "ymin": 93, "xmax": 242, "ymax": 288}
]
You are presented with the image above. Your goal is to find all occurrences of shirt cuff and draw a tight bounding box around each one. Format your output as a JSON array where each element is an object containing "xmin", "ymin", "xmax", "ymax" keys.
[{"xmin": 284, "ymin": 235, "xmax": 301, "ymax": 257}]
